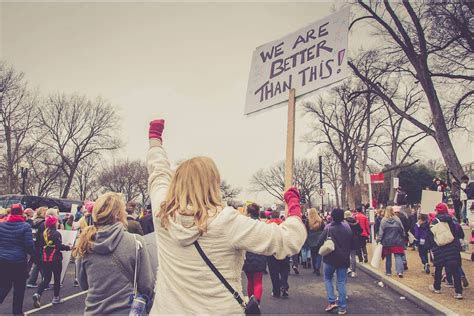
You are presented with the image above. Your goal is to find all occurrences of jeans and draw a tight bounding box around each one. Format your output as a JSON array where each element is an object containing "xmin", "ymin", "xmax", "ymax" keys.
[
  {"xmin": 310, "ymin": 247, "xmax": 322, "ymax": 271},
  {"xmin": 245, "ymin": 272, "xmax": 263, "ymax": 302},
  {"xmin": 418, "ymin": 245, "xmax": 428, "ymax": 265},
  {"xmin": 350, "ymin": 250, "xmax": 357, "ymax": 272},
  {"xmin": 434, "ymin": 264, "xmax": 462, "ymax": 294},
  {"xmin": 385, "ymin": 253, "xmax": 404, "ymax": 275},
  {"xmin": 446, "ymin": 266, "xmax": 465, "ymax": 283},
  {"xmin": 37, "ymin": 261, "xmax": 62, "ymax": 297},
  {"xmin": 461, "ymin": 200, "xmax": 468, "ymax": 224},
  {"xmin": 0, "ymin": 261, "xmax": 28, "ymax": 315},
  {"xmin": 357, "ymin": 236, "xmax": 368, "ymax": 262},
  {"xmin": 301, "ymin": 245, "xmax": 310, "ymax": 263},
  {"xmin": 267, "ymin": 256, "xmax": 290, "ymax": 296},
  {"xmin": 324, "ymin": 263, "xmax": 348, "ymax": 312}
]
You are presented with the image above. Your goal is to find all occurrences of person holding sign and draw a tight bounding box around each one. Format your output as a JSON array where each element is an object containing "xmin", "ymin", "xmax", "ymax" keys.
[{"xmin": 146, "ymin": 119, "xmax": 306, "ymax": 314}]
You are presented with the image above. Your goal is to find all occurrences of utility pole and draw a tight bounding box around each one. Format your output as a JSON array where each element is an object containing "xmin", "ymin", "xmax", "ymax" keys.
[{"xmin": 319, "ymin": 156, "xmax": 323, "ymax": 210}]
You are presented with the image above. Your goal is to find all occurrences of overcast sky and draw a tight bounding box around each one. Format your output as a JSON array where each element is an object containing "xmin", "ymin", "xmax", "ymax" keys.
[{"xmin": 1, "ymin": 1, "xmax": 472, "ymax": 204}]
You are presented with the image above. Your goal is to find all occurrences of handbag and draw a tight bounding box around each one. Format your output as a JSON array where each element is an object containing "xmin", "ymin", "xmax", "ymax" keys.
[
  {"xmin": 370, "ymin": 243, "xmax": 383, "ymax": 268},
  {"xmin": 318, "ymin": 229, "xmax": 335, "ymax": 257},
  {"xmin": 194, "ymin": 241, "xmax": 261, "ymax": 315},
  {"xmin": 430, "ymin": 218, "xmax": 454, "ymax": 247}
]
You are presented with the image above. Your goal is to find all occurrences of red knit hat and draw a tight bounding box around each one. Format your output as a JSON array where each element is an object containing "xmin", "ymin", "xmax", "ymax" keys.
[
  {"xmin": 435, "ymin": 203, "xmax": 449, "ymax": 214},
  {"xmin": 45, "ymin": 215, "xmax": 58, "ymax": 228},
  {"xmin": 10, "ymin": 203, "xmax": 23, "ymax": 216}
]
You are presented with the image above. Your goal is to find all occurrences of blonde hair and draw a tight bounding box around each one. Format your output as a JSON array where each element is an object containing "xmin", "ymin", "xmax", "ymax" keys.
[
  {"xmin": 35, "ymin": 207, "xmax": 47, "ymax": 219},
  {"xmin": 307, "ymin": 208, "xmax": 322, "ymax": 230},
  {"xmin": 73, "ymin": 192, "xmax": 127, "ymax": 257},
  {"xmin": 384, "ymin": 206, "xmax": 395, "ymax": 219},
  {"xmin": 159, "ymin": 156, "xmax": 223, "ymax": 234},
  {"xmin": 46, "ymin": 208, "xmax": 59, "ymax": 218}
]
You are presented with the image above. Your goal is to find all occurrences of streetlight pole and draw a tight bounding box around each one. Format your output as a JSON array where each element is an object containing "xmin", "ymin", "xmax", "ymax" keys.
[{"xmin": 19, "ymin": 160, "xmax": 30, "ymax": 195}]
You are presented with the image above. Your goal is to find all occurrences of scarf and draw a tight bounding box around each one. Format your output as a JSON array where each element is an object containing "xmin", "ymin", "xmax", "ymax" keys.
[{"xmin": 6, "ymin": 215, "xmax": 26, "ymax": 222}]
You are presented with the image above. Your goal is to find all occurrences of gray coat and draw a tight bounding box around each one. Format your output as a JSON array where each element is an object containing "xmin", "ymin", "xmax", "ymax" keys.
[
  {"xmin": 378, "ymin": 217, "xmax": 405, "ymax": 248},
  {"xmin": 77, "ymin": 222, "xmax": 155, "ymax": 315}
]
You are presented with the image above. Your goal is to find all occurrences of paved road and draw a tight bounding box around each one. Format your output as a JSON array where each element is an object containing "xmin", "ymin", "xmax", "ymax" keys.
[{"xmin": 1, "ymin": 261, "xmax": 429, "ymax": 315}]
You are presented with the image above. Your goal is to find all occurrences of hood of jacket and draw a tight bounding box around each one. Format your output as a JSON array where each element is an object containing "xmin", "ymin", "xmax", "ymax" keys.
[
  {"xmin": 166, "ymin": 212, "xmax": 203, "ymax": 247},
  {"xmin": 435, "ymin": 214, "xmax": 453, "ymax": 224},
  {"xmin": 345, "ymin": 217, "xmax": 358, "ymax": 226},
  {"xmin": 383, "ymin": 217, "xmax": 401, "ymax": 225},
  {"xmin": 91, "ymin": 222, "xmax": 126, "ymax": 254},
  {"xmin": 32, "ymin": 217, "xmax": 45, "ymax": 228}
]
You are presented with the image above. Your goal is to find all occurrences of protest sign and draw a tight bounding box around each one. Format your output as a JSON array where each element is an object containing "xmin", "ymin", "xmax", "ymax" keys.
[
  {"xmin": 244, "ymin": 7, "xmax": 349, "ymax": 115},
  {"xmin": 59, "ymin": 229, "xmax": 78, "ymax": 282},
  {"xmin": 420, "ymin": 190, "xmax": 443, "ymax": 214}
]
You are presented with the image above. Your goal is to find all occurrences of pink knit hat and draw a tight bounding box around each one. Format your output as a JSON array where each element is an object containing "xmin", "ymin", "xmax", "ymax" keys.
[
  {"xmin": 435, "ymin": 203, "xmax": 449, "ymax": 214},
  {"xmin": 84, "ymin": 200, "xmax": 94, "ymax": 213},
  {"xmin": 45, "ymin": 215, "xmax": 58, "ymax": 228}
]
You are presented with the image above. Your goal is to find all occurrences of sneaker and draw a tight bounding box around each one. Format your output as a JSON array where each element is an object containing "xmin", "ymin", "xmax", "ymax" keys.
[
  {"xmin": 397, "ymin": 273, "xmax": 403, "ymax": 278},
  {"xmin": 325, "ymin": 303, "xmax": 339, "ymax": 312},
  {"xmin": 364, "ymin": 258, "xmax": 368, "ymax": 264},
  {"xmin": 346, "ymin": 269, "xmax": 352, "ymax": 275},
  {"xmin": 429, "ymin": 285, "xmax": 441, "ymax": 294},
  {"xmin": 454, "ymin": 293, "xmax": 463, "ymax": 300},
  {"xmin": 281, "ymin": 288, "xmax": 289, "ymax": 297},
  {"xmin": 444, "ymin": 283, "xmax": 454, "ymax": 288},
  {"xmin": 385, "ymin": 273, "xmax": 392, "ymax": 276},
  {"xmin": 51, "ymin": 296, "xmax": 62, "ymax": 304},
  {"xmin": 32, "ymin": 293, "xmax": 41, "ymax": 308},
  {"xmin": 26, "ymin": 283, "xmax": 38, "ymax": 288},
  {"xmin": 350, "ymin": 272, "xmax": 357, "ymax": 278},
  {"xmin": 338, "ymin": 310, "xmax": 347, "ymax": 315},
  {"xmin": 441, "ymin": 274, "xmax": 447, "ymax": 282},
  {"xmin": 461, "ymin": 276, "xmax": 469, "ymax": 288},
  {"xmin": 424, "ymin": 263, "xmax": 430, "ymax": 274},
  {"xmin": 271, "ymin": 291, "xmax": 280, "ymax": 298},
  {"xmin": 292, "ymin": 265, "xmax": 299, "ymax": 275},
  {"xmin": 73, "ymin": 280, "xmax": 79, "ymax": 287}
]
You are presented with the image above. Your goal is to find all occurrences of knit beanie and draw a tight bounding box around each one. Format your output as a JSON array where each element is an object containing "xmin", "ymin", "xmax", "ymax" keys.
[
  {"xmin": 45, "ymin": 215, "xmax": 58, "ymax": 228},
  {"xmin": 332, "ymin": 208, "xmax": 344, "ymax": 223},
  {"xmin": 435, "ymin": 203, "xmax": 448, "ymax": 214},
  {"xmin": 84, "ymin": 200, "xmax": 94, "ymax": 213},
  {"xmin": 344, "ymin": 210, "xmax": 352, "ymax": 219},
  {"xmin": 10, "ymin": 203, "xmax": 23, "ymax": 215}
]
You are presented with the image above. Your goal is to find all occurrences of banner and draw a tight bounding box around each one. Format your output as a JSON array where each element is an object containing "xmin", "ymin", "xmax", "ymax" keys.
[
  {"xmin": 420, "ymin": 190, "xmax": 443, "ymax": 215},
  {"xmin": 370, "ymin": 173, "xmax": 385, "ymax": 184},
  {"xmin": 58, "ymin": 229, "xmax": 78, "ymax": 282},
  {"xmin": 244, "ymin": 7, "xmax": 350, "ymax": 115}
]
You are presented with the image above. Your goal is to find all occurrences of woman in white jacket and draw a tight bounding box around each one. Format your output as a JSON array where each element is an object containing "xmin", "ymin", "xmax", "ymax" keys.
[{"xmin": 147, "ymin": 119, "xmax": 306, "ymax": 314}]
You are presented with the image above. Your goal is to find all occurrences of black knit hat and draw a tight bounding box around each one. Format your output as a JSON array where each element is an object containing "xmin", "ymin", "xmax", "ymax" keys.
[{"xmin": 331, "ymin": 208, "xmax": 344, "ymax": 223}]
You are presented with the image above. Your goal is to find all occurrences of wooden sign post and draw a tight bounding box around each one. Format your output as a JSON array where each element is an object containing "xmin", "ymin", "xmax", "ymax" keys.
[{"xmin": 285, "ymin": 89, "xmax": 296, "ymax": 191}]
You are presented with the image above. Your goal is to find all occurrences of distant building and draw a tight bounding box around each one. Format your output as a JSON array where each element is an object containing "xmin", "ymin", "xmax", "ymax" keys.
[{"xmin": 462, "ymin": 161, "xmax": 474, "ymax": 179}]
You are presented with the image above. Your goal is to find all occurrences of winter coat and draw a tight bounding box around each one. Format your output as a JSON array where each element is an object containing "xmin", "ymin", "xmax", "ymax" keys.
[
  {"xmin": 139, "ymin": 215, "xmax": 155, "ymax": 235},
  {"xmin": 413, "ymin": 222, "xmax": 429, "ymax": 245},
  {"xmin": 408, "ymin": 214, "xmax": 418, "ymax": 235},
  {"xmin": 0, "ymin": 221, "xmax": 35, "ymax": 263},
  {"xmin": 127, "ymin": 215, "xmax": 144, "ymax": 235},
  {"xmin": 243, "ymin": 217, "xmax": 267, "ymax": 273},
  {"xmin": 32, "ymin": 218, "xmax": 45, "ymax": 258},
  {"xmin": 77, "ymin": 222, "xmax": 155, "ymax": 316},
  {"xmin": 307, "ymin": 223, "xmax": 325, "ymax": 248},
  {"xmin": 426, "ymin": 214, "xmax": 462, "ymax": 267},
  {"xmin": 378, "ymin": 217, "xmax": 405, "ymax": 248},
  {"xmin": 397, "ymin": 212, "xmax": 410, "ymax": 239},
  {"xmin": 315, "ymin": 221, "xmax": 352, "ymax": 269},
  {"xmin": 147, "ymin": 141, "xmax": 306, "ymax": 315},
  {"xmin": 374, "ymin": 215, "xmax": 382, "ymax": 237},
  {"xmin": 354, "ymin": 212, "xmax": 370, "ymax": 237},
  {"xmin": 42, "ymin": 228, "xmax": 71, "ymax": 263},
  {"xmin": 345, "ymin": 217, "xmax": 362, "ymax": 250}
]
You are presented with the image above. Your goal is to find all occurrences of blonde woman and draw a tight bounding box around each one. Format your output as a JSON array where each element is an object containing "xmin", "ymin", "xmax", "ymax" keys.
[
  {"xmin": 27, "ymin": 207, "xmax": 48, "ymax": 288},
  {"xmin": 147, "ymin": 119, "xmax": 306, "ymax": 314},
  {"xmin": 377, "ymin": 206, "xmax": 405, "ymax": 277},
  {"xmin": 74, "ymin": 192, "xmax": 154, "ymax": 315},
  {"xmin": 306, "ymin": 208, "xmax": 325, "ymax": 275}
]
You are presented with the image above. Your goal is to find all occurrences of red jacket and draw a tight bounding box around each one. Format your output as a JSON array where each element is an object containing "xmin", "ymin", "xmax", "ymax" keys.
[{"xmin": 354, "ymin": 212, "xmax": 370, "ymax": 237}]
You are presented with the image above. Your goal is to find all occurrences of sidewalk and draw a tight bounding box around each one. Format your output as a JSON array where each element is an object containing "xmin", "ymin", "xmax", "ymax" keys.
[{"xmin": 362, "ymin": 244, "xmax": 473, "ymax": 315}]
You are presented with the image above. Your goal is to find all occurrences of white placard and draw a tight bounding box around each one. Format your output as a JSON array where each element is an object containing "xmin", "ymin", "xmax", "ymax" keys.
[
  {"xmin": 244, "ymin": 7, "xmax": 350, "ymax": 115},
  {"xmin": 70, "ymin": 204, "xmax": 78, "ymax": 218},
  {"xmin": 369, "ymin": 209, "xmax": 375, "ymax": 224},
  {"xmin": 58, "ymin": 229, "xmax": 78, "ymax": 282},
  {"xmin": 393, "ymin": 177, "xmax": 399, "ymax": 189},
  {"xmin": 420, "ymin": 190, "xmax": 443, "ymax": 214}
]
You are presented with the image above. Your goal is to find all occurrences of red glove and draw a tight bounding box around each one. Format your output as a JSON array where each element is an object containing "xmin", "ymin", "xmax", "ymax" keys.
[
  {"xmin": 284, "ymin": 187, "xmax": 302, "ymax": 218},
  {"xmin": 149, "ymin": 119, "xmax": 165, "ymax": 141}
]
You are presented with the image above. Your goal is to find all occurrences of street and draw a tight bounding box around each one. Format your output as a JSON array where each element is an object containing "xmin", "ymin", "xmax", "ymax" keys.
[{"xmin": 1, "ymin": 261, "xmax": 429, "ymax": 315}]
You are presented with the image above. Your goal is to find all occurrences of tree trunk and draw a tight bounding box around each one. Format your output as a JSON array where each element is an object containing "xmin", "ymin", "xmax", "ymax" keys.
[
  {"xmin": 61, "ymin": 166, "xmax": 77, "ymax": 198},
  {"xmin": 356, "ymin": 146, "xmax": 369, "ymax": 203}
]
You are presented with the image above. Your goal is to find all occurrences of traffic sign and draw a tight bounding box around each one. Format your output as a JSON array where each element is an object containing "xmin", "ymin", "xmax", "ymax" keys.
[{"xmin": 317, "ymin": 188, "xmax": 326, "ymax": 196}]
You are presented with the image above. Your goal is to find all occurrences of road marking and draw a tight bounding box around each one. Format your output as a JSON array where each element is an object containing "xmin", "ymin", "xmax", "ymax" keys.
[{"xmin": 24, "ymin": 290, "xmax": 87, "ymax": 315}]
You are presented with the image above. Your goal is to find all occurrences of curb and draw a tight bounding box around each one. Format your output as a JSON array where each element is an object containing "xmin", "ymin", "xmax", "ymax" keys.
[{"xmin": 357, "ymin": 263, "xmax": 458, "ymax": 316}]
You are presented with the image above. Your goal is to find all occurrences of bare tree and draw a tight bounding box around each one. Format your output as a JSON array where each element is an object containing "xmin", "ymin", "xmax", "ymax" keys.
[
  {"xmin": 0, "ymin": 63, "xmax": 38, "ymax": 194},
  {"xmin": 26, "ymin": 146, "xmax": 63, "ymax": 197},
  {"xmin": 321, "ymin": 149, "xmax": 342, "ymax": 208},
  {"xmin": 220, "ymin": 180, "xmax": 241, "ymax": 201},
  {"xmin": 250, "ymin": 159, "xmax": 320, "ymax": 207},
  {"xmin": 350, "ymin": 1, "xmax": 473, "ymax": 178},
  {"xmin": 72, "ymin": 155, "xmax": 101, "ymax": 201},
  {"xmin": 36, "ymin": 94, "xmax": 121, "ymax": 198}
]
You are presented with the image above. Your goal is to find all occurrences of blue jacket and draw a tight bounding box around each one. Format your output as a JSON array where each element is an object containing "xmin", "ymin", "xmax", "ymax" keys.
[{"xmin": 0, "ymin": 221, "xmax": 35, "ymax": 263}]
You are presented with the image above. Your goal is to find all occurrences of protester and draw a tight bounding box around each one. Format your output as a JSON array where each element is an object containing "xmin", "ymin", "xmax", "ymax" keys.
[
  {"xmin": 32, "ymin": 215, "xmax": 71, "ymax": 307},
  {"xmin": 146, "ymin": 119, "xmax": 306, "ymax": 314},
  {"xmin": 426, "ymin": 203, "xmax": 463, "ymax": 299},
  {"xmin": 63, "ymin": 214, "xmax": 74, "ymax": 231},
  {"xmin": 74, "ymin": 192, "xmax": 155, "ymax": 315},
  {"xmin": 315, "ymin": 208, "xmax": 352, "ymax": 315},
  {"xmin": 408, "ymin": 207, "xmax": 418, "ymax": 249},
  {"xmin": 78, "ymin": 203, "xmax": 94, "ymax": 231},
  {"xmin": 126, "ymin": 201, "xmax": 144, "ymax": 235},
  {"xmin": 242, "ymin": 203, "xmax": 267, "ymax": 303},
  {"xmin": 24, "ymin": 208, "xmax": 34, "ymax": 226},
  {"xmin": 378, "ymin": 206, "xmax": 405, "ymax": 278},
  {"xmin": 354, "ymin": 206, "xmax": 369, "ymax": 263},
  {"xmin": 394, "ymin": 187, "xmax": 408, "ymax": 206},
  {"xmin": 413, "ymin": 214, "xmax": 430, "ymax": 274},
  {"xmin": 27, "ymin": 207, "xmax": 47, "ymax": 288},
  {"xmin": 374, "ymin": 209, "xmax": 384, "ymax": 239},
  {"xmin": 306, "ymin": 208, "xmax": 324, "ymax": 276},
  {"xmin": 344, "ymin": 210, "xmax": 362, "ymax": 278},
  {"xmin": 139, "ymin": 206, "xmax": 155, "ymax": 235},
  {"xmin": 0, "ymin": 203, "xmax": 35, "ymax": 315},
  {"xmin": 460, "ymin": 175, "xmax": 472, "ymax": 225}
]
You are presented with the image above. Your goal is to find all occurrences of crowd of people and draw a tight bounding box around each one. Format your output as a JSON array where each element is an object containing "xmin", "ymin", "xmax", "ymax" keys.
[{"xmin": 0, "ymin": 119, "xmax": 473, "ymax": 315}]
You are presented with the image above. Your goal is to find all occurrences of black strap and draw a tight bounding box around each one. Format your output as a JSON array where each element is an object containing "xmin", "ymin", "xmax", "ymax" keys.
[{"xmin": 193, "ymin": 241, "xmax": 245, "ymax": 308}]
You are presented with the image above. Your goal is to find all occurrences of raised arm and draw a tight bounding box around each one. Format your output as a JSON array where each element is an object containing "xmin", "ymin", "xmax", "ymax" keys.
[{"xmin": 146, "ymin": 119, "xmax": 172, "ymax": 217}]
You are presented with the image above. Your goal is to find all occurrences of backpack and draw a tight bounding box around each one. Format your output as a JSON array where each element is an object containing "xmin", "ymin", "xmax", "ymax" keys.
[
  {"xmin": 42, "ymin": 229, "xmax": 57, "ymax": 263},
  {"xmin": 430, "ymin": 218, "xmax": 454, "ymax": 247}
]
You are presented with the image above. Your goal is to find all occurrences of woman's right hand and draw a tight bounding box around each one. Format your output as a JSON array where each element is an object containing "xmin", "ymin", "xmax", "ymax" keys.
[
  {"xmin": 284, "ymin": 187, "xmax": 302, "ymax": 218},
  {"xmin": 149, "ymin": 119, "xmax": 165, "ymax": 141}
]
